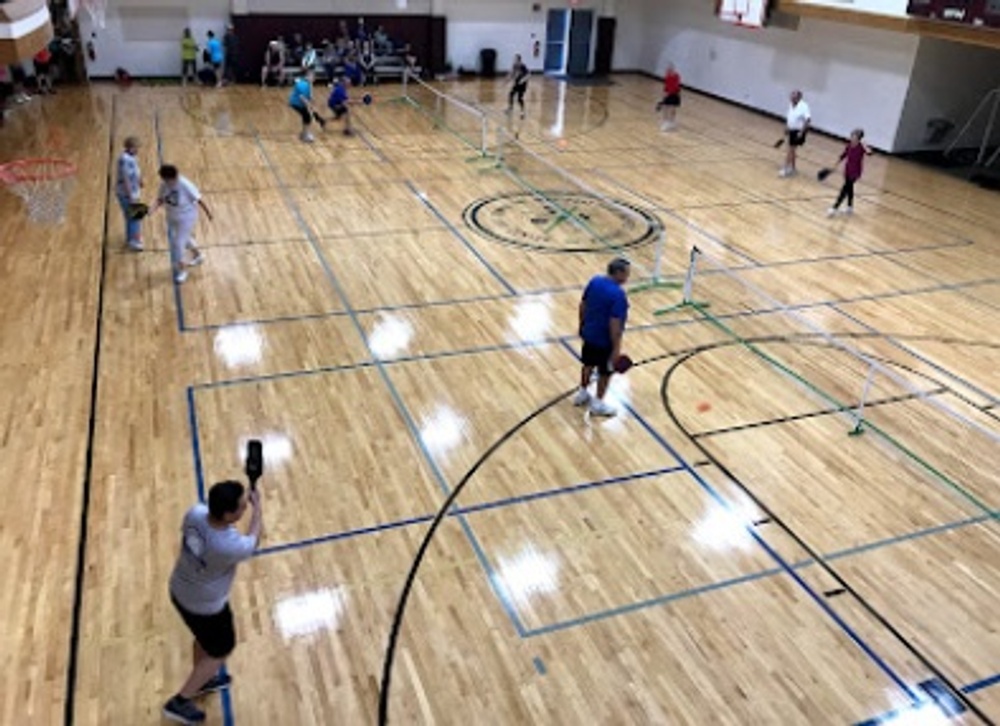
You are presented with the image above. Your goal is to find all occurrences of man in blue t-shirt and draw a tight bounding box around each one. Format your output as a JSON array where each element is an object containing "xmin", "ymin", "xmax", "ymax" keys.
[
  {"xmin": 574, "ymin": 257, "xmax": 631, "ymax": 416},
  {"xmin": 206, "ymin": 31, "xmax": 224, "ymax": 88}
]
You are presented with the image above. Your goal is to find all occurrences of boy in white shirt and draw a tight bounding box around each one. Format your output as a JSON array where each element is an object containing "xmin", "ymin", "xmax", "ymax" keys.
[
  {"xmin": 150, "ymin": 165, "xmax": 212, "ymax": 283},
  {"xmin": 780, "ymin": 89, "xmax": 811, "ymax": 178}
]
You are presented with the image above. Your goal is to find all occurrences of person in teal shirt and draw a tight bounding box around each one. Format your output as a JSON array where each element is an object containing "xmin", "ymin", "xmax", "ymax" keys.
[{"xmin": 288, "ymin": 68, "xmax": 324, "ymax": 142}]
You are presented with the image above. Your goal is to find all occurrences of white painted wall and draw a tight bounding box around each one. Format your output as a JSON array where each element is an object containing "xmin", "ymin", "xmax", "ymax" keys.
[
  {"xmin": 79, "ymin": 0, "xmax": 230, "ymax": 78},
  {"xmin": 630, "ymin": 0, "xmax": 921, "ymax": 150},
  {"xmin": 894, "ymin": 37, "xmax": 1000, "ymax": 151}
]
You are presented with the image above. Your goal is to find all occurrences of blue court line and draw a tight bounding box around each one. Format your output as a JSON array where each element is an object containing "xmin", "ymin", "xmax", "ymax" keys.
[
  {"xmin": 186, "ymin": 388, "xmax": 208, "ymax": 504},
  {"xmin": 964, "ymin": 672, "xmax": 1000, "ymax": 694},
  {"xmin": 176, "ymin": 236, "xmax": 973, "ymax": 335},
  {"xmin": 532, "ymin": 657, "xmax": 547, "ymax": 675},
  {"xmin": 524, "ymin": 514, "xmax": 992, "ymax": 637},
  {"xmin": 182, "ymin": 283, "xmax": 582, "ymax": 333},
  {"xmin": 525, "ymin": 567, "xmax": 786, "ymax": 637},
  {"xmin": 153, "ymin": 109, "xmax": 187, "ymax": 334},
  {"xmin": 831, "ymin": 305, "xmax": 1000, "ymax": 406},
  {"xmin": 188, "ymin": 275, "xmax": 998, "ymax": 393},
  {"xmin": 404, "ymin": 179, "xmax": 517, "ymax": 295},
  {"xmin": 555, "ymin": 340, "xmax": 921, "ymax": 704},
  {"xmin": 253, "ymin": 466, "xmax": 682, "ymax": 558},
  {"xmin": 251, "ymin": 132, "xmax": 528, "ymax": 638},
  {"xmin": 219, "ymin": 666, "xmax": 235, "ymax": 726}
]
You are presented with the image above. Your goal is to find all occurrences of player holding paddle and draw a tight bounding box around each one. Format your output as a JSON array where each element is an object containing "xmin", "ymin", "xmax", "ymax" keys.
[
  {"xmin": 288, "ymin": 66, "xmax": 325, "ymax": 143},
  {"xmin": 573, "ymin": 258, "xmax": 632, "ymax": 417},
  {"xmin": 116, "ymin": 136, "xmax": 144, "ymax": 251},
  {"xmin": 826, "ymin": 128, "xmax": 873, "ymax": 217}
]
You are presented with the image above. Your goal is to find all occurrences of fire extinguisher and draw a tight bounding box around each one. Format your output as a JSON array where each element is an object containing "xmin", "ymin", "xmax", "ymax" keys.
[{"xmin": 533, "ymin": 39, "xmax": 541, "ymax": 58}]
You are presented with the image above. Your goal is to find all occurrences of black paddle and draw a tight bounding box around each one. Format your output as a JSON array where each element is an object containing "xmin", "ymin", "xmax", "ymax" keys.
[{"xmin": 245, "ymin": 439, "xmax": 263, "ymax": 491}]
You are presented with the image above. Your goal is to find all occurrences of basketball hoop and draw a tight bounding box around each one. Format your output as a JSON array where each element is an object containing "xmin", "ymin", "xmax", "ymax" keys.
[
  {"xmin": 0, "ymin": 159, "xmax": 77, "ymax": 224},
  {"xmin": 81, "ymin": 0, "xmax": 107, "ymax": 29}
]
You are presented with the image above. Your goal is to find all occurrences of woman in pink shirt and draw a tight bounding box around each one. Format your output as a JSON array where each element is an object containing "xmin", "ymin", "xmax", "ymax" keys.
[{"xmin": 828, "ymin": 128, "xmax": 873, "ymax": 216}]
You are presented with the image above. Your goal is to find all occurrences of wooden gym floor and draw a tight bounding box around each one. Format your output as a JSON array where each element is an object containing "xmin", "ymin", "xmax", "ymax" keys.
[{"xmin": 1, "ymin": 74, "xmax": 998, "ymax": 725}]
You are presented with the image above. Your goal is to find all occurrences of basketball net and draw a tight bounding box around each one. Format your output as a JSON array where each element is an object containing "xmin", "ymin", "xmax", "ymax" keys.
[
  {"xmin": 81, "ymin": 0, "xmax": 107, "ymax": 29},
  {"xmin": 0, "ymin": 159, "xmax": 77, "ymax": 225}
]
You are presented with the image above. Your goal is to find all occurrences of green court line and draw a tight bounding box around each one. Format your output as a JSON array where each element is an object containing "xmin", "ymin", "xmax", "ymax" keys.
[{"xmin": 693, "ymin": 306, "xmax": 998, "ymax": 519}]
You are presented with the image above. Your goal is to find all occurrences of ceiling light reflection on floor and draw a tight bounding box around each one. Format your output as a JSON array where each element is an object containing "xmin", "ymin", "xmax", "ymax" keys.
[
  {"xmin": 213, "ymin": 325, "xmax": 264, "ymax": 368},
  {"xmin": 369, "ymin": 313, "xmax": 415, "ymax": 360},
  {"xmin": 419, "ymin": 404, "xmax": 468, "ymax": 459},
  {"xmin": 274, "ymin": 587, "xmax": 348, "ymax": 640},
  {"xmin": 493, "ymin": 546, "xmax": 560, "ymax": 605}
]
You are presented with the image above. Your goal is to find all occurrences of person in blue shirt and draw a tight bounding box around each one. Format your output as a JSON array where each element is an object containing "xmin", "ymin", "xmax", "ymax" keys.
[
  {"xmin": 327, "ymin": 76, "xmax": 354, "ymax": 136},
  {"xmin": 573, "ymin": 258, "xmax": 631, "ymax": 416},
  {"xmin": 206, "ymin": 31, "xmax": 224, "ymax": 88},
  {"xmin": 288, "ymin": 68, "xmax": 324, "ymax": 143}
]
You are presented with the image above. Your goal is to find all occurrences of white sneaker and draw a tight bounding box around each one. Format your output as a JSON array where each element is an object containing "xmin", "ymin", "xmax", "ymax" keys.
[
  {"xmin": 127, "ymin": 239, "xmax": 144, "ymax": 251},
  {"xmin": 826, "ymin": 207, "xmax": 838, "ymax": 218},
  {"xmin": 189, "ymin": 253, "xmax": 205, "ymax": 267},
  {"xmin": 778, "ymin": 167, "xmax": 789, "ymax": 178},
  {"xmin": 589, "ymin": 399, "xmax": 616, "ymax": 417},
  {"xmin": 844, "ymin": 207, "xmax": 853, "ymax": 215},
  {"xmin": 300, "ymin": 132, "xmax": 314, "ymax": 143},
  {"xmin": 174, "ymin": 269, "xmax": 188, "ymax": 284},
  {"xmin": 572, "ymin": 388, "xmax": 591, "ymax": 407}
]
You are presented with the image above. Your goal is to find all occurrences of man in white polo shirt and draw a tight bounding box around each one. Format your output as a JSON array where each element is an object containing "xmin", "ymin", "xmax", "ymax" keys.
[{"xmin": 780, "ymin": 89, "xmax": 811, "ymax": 178}]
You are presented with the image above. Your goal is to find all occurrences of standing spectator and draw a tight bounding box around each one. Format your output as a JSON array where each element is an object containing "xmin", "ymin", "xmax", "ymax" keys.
[
  {"xmin": 572, "ymin": 258, "xmax": 632, "ymax": 417},
  {"xmin": 180, "ymin": 28, "xmax": 198, "ymax": 86},
  {"xmin": 261, "ymin": 40, "xmax": 285, "ymax": 87},
  {"xmin": 206, "ymin": 31, "xmax": 223, "ymax": 88},
  {"xmin": 33, "ymin": 46, "xmax": 55, "ymax": 94},
  {"xmin": 116, "ymin": 136, "xmax": 144, "ymax": 251},
  {"xmin": 10, "ymin": 63, "xmax": 31, "ymax": 104},
  {"xmin": 779, "ymin": 89, "xmax": 811, "ymax": 178},
  {"xmin": 162, "ymin": 480, "xmax": 263, "ymax": 725},
  {"xmin": 827, "ymin": 128, "xmax": 873, "ymax": 217},
  {"xmin": 656, "ymin": 63, "xmax": 681, "ymax": 131},
  {"xmin": 222, "ymin": 24, "xmax": 238, "ymax": 85}
]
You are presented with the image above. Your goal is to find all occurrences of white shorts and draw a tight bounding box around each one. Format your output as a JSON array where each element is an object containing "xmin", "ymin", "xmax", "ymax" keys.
[{"xmin": 168, "ymin": 217, "xmax": 197, "ymax": 263}]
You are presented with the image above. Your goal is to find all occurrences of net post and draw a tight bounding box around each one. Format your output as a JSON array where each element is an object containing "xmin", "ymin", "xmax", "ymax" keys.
[
  {"xmin": 849, "ymin": 363, "xmax": 878, "ymax": 437},
  {"xmin": 480, "ymin": 115, "xmax": 489, "ymax": 158},
  {"xmin": 629, "ymin": 225, "xmax": 681, "ymax": 295},
  {"xmin": 655, "ymin": 246, "xmax": 706, "ymax": 314}
]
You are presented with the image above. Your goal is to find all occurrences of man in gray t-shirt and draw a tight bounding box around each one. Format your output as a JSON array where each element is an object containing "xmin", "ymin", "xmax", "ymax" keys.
[{"xmin": 164, "ymin": 480, "xmax": 263, "ymax": 725}]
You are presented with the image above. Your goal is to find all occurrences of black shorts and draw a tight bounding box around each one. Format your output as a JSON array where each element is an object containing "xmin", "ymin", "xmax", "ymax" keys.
[
  {"xmin": 662, "ymin": 93, "xmax": 680, "ymax": 107},
  {"xmin": 581, "ymin": 342, "xmax": 614, "ymax": 373},
  {"xmin": 291, "ymin": 104, "xmax": 311, "ymax": 124},
  {"xmin": 787, "ymin": 129, "xmax": 808, "ymax": 147},
  {"xmin": 510, "ymin": 83, "xmax": 527, "ymax": 101},
  {"xmin": 328, "ymin": 103, "xmax": 348, "ymax": 119},
  {"xmin": 171, "ymin": 595, "xmax": 236, "ymax": 659}
]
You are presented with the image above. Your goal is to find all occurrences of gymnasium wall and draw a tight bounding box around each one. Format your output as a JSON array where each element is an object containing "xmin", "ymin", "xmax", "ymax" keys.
[
  {"xmin": 79, "ymin": 0, "xmax": 230, "ymax": 78},
  {"xmin": 627, "ymin": 0, "xmax": 922, "ymax": 151},
  {"xmin": 79, "ymin": 0, "xmax": 623, "ymax": 79},
  {"xmin": 893, "ymin": 37, "xmax": 1000, "ymax": 151}
]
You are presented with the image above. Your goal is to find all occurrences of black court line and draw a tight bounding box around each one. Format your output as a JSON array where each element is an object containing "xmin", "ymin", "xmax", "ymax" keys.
[
  {"xmin": 659, "ymin": 339, "xmax": 997, "ymax": 725},
  {"xmin": 690, "ymin": 388, "xmax": 948, "ymax": 440},
  {"xmin": 64, "ymin": 93, "xmax": 117, "ymax": 726}
]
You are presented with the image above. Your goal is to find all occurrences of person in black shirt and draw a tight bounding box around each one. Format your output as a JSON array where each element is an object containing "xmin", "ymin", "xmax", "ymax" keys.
[{"xmin": 506, "ymin": 54, "xmax": 529, "ymax": 119}]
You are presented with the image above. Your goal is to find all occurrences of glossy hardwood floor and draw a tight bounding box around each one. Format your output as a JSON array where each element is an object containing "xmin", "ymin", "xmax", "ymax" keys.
[{"xmin": 1, "ymin": 74, "xmax": 998, "ymax": 726}]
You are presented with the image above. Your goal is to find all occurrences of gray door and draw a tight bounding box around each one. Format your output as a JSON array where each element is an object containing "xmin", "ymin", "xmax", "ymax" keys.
[{"xmin": 567, "ymin": 9, "xmax": 593, "ymax": 77}]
